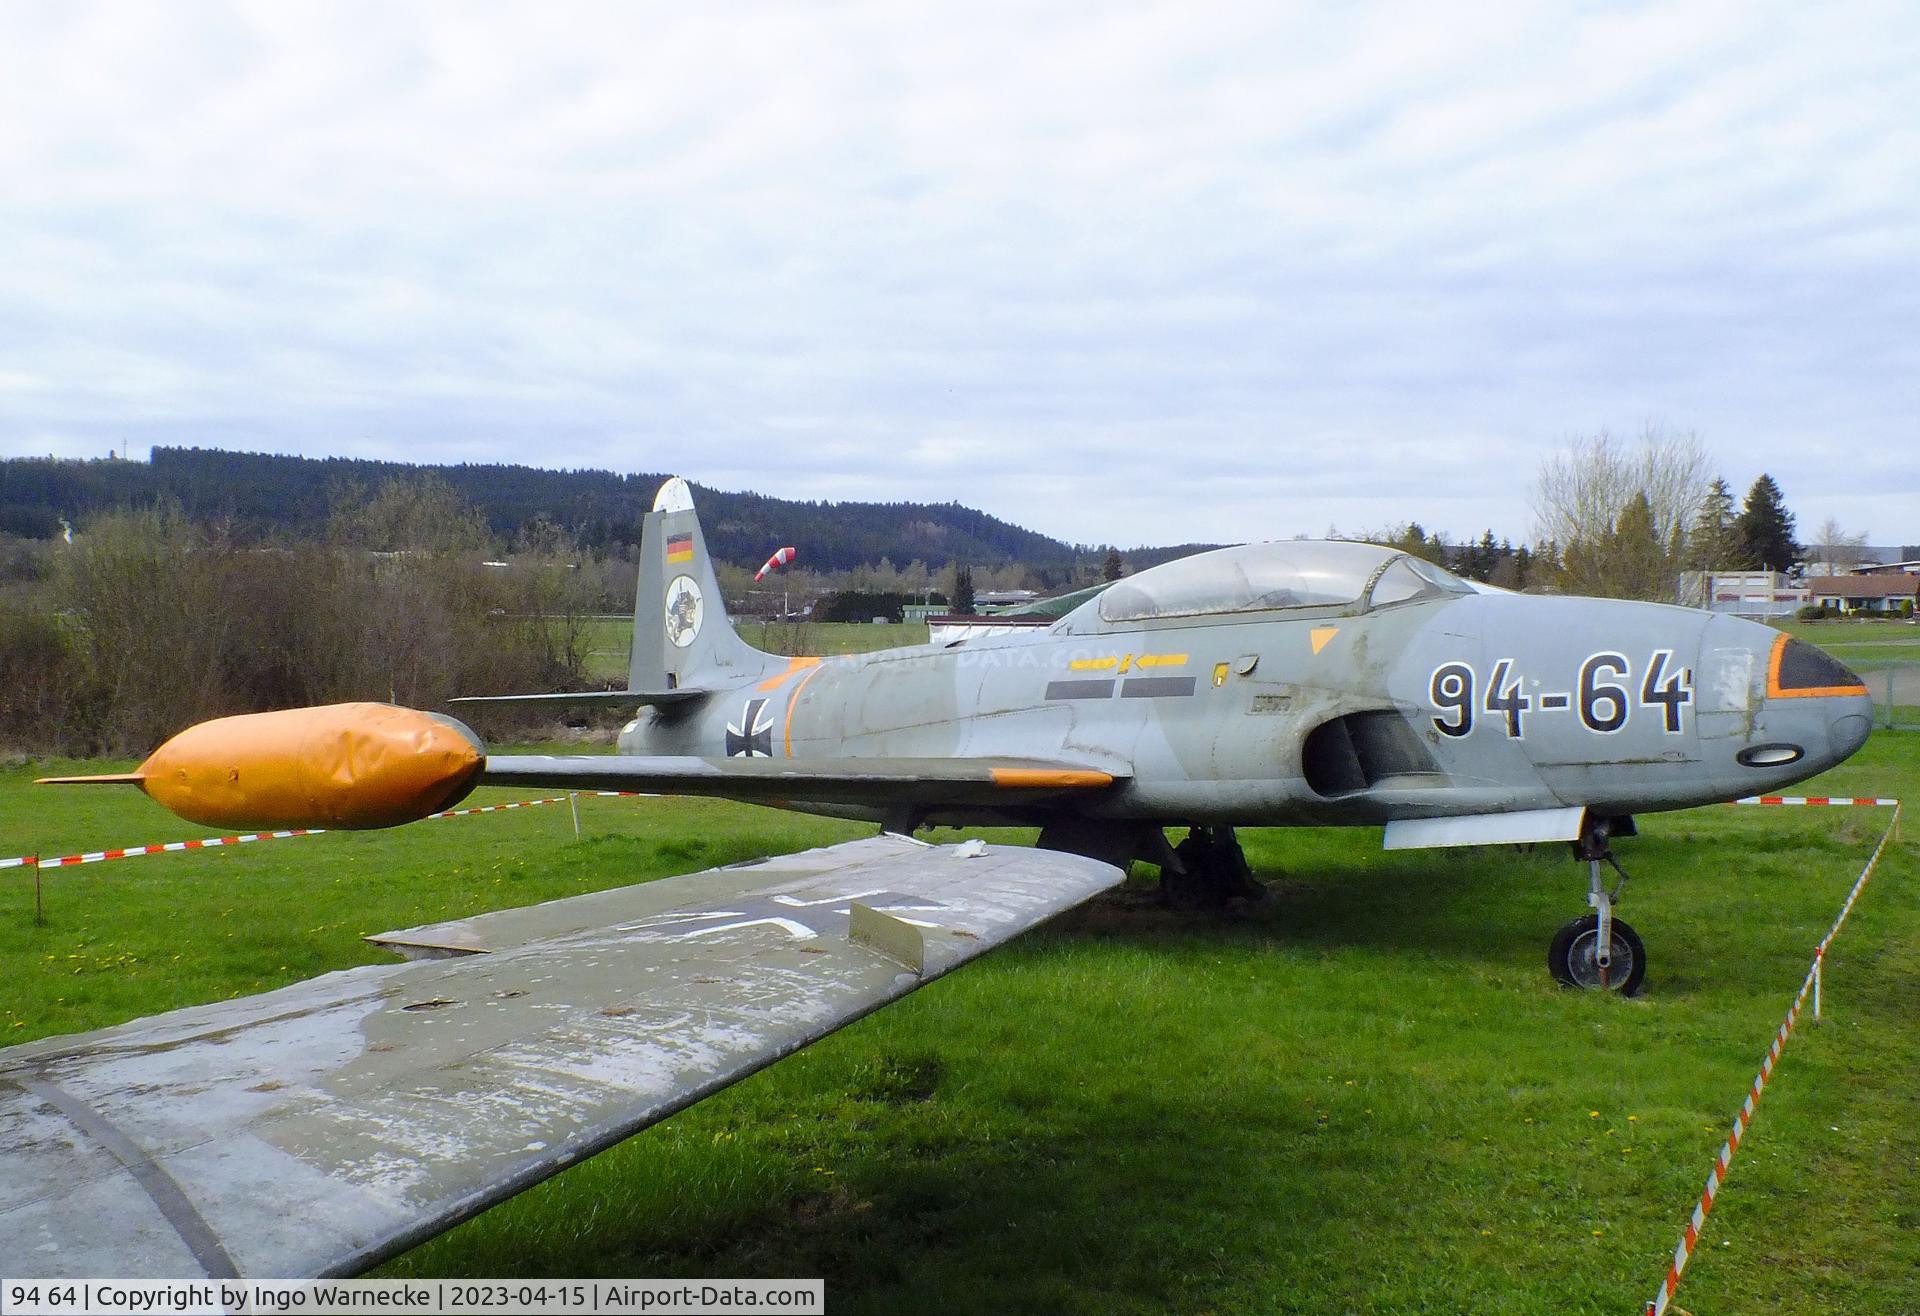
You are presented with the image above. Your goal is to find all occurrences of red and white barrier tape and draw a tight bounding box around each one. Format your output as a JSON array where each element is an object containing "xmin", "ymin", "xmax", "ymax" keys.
[
  {"xmin": 1734, "ymin": 795, "xmax": 1898, "ymax": 806},
  {"xmin": 1646, "ymin": 799, "xmax": 1903, "ymax": 1316},
  {"xmin": 1, "ymin": 829, "xmax": 326, "ymax": 870},
  {"xmin": 2, "ymin": 791, "xmax": 643, "ymax": 872},
  {"xmin": 425, "ymin": 794, "xmax": 571, "ymax": 819}
]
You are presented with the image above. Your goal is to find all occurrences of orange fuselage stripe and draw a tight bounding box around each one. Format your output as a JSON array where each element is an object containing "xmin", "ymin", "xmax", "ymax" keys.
[
  {"xmin": 783, "ymin": 664, "xmax": 825, "ymax": 757},
  {"xmin": 758, "ymin": 655, "xmax": 823, "ymax": 692}
]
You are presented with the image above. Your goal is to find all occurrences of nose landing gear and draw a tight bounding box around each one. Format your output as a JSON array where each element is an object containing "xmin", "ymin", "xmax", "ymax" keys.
[{"xmin": 1549, "ymin": 820, "xmax": 1645, "ymax": 995}]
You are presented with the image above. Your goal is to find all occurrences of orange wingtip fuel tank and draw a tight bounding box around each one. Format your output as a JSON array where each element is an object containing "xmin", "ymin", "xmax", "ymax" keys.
[{"xmin": 49, "ymin": 703, "xmax": 486, "ymax": 830}]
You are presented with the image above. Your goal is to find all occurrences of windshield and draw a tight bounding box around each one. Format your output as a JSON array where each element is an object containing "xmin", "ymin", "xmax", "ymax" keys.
[
  {"xmin": 1366, "ymin": 555, "xmax": 1475, "ymax": 607},
  {"xmin": 1099, "ymin": 541, "xmax": 1400, "ymax": 622}
]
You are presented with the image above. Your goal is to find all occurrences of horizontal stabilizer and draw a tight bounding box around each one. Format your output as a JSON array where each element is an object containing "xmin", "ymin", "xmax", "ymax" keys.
[
  {"xmin": 1382, "ymin": 805, "xmax": 1587, "ymax": 851},
  {"xmin": 450, "ymin": 688, "xmax": 708, "ymax": 709},
  {"xmin": 0, "ymin": 835, "xmax": 1122, "ymax": 1277}
]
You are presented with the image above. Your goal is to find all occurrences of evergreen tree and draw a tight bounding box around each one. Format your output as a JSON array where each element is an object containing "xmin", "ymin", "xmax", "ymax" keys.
[
  {"xmin": 1735, "ymin": 474, "xmax": 1800, "ymax": 571},
  {"xmin": 952, "ymin": 565, "xmax": 976, "ymax": 615},
  {"xmin": 1473, "ymin": 529, "xmax": 1499, "ymax": 581},
  {"xmin": 1610, "ymin": 492, "xmax": 1668, "ymax": 599},
  {"xmin": 1686, "ymin": 477, "xmax": 1740, "ymax": 570},
  {"xmin": 1102, "ymin": 548, "xmax": 1124, "ymax": 581}
]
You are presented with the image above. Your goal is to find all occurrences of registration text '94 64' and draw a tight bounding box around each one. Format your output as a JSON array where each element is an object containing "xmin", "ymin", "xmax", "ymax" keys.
[{"xmin": 1429, "ymin": 651, "xmax": 1692, "ymax": 740}]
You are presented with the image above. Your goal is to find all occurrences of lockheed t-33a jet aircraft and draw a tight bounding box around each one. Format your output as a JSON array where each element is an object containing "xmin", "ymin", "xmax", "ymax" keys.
[{"xmin": 5, "ymin": 477, "xmax": 1872, "ymax": 1278}]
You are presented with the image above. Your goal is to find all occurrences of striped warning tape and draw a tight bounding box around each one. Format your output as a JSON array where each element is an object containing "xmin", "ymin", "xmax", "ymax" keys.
[
  {"xmin": 1734, "ymin": 795, "xmax": 1899, "ymax": 806},
  {"xmin": 1646, "ymin": 799, "xmax": 1903, "ymax": 1316},
  {"xmin": 2, "ymin": 829, "xmax": 326, "ymax": 870},
  {"xmin": 1, "ymin": 791, "xmax": 644, "ymax": 872},
  {"xmin": 425, "ymin": 794, "xmax": 571, "ymax": 819}
]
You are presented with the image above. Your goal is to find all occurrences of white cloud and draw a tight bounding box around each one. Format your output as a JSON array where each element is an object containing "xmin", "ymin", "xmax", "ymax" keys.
[{"xmin": 1, "ymin": 0, "xmax": 1915, "ymax": 546}]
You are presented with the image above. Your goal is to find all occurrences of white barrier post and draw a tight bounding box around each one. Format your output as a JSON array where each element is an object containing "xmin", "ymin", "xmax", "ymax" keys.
[
  {"xmin": 1812, "ymin": 946, "xmax": 1822, "ymax": 1023},
  {"xmin": 569, "ymin": 791, "xmax": 582, "ymax": 839}
]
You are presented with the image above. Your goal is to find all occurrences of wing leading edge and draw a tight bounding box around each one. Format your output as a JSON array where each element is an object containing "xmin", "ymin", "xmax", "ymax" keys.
[
  {"xmin": 480, "ymin": 754, "xmax": 1120, "ymax": 806},
  {"xmin": 0, "ymin": 836, "xmax": 1121, "ymax": 1278}
]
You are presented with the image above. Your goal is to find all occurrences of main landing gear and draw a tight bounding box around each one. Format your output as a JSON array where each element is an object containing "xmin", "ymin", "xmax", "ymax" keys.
[
  {"xmin": 1548, "ymin": 819, "xmax": 1645, "ymax": 995},
  {"xmin": 1032, "ymin": 820, "xmax": 1265, "ymax": 906},
  {"xmin": 1163, "ymin": 826, "xmax": 1266, "ymax": 906}
]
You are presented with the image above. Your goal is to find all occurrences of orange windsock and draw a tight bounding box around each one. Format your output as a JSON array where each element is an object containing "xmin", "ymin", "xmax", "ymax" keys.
[{"xmin": 127, "ymin": 703, "xmax": 484, "ymax": 830}]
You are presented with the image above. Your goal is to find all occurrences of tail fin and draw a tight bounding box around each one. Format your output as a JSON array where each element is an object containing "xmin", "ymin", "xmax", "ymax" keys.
[{"xmin": 631, "ymin": 477, "xmax": 778, "ymax": 693}]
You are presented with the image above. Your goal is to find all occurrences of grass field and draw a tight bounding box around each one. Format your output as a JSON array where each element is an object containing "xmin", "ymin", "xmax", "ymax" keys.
[
  {"xmin": 579, "ymin": 619, "xmax": 930, "ymax": 680},
  {"xmin": 1772, "ymin": 616, "xmax": 1920, "ymax": 663},
  {"xmin": 2, "ymin": 732, "xmax": 1914, "ymax": 1312}
]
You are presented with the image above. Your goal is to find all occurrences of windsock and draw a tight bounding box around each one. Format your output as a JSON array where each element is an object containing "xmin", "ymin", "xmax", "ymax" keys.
[{"xmin": 754, "ymin": 546, "xmax": 797, "ymax": 582}]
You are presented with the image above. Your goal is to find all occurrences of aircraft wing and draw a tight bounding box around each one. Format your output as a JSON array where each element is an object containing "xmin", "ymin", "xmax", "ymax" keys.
[
  {"xmin": 0, "ymin": 835, "xmax": 1122, "ymax": 1278},
  {"xmin": 480, "ymin": 754, "xmax": 1121, "ymax": 806},
  {"xmin": 450, "ymin": 688, "xmax": 707, "ymax": 709}
]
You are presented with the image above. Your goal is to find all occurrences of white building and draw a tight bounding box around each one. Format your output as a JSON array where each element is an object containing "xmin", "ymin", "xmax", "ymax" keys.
[{"xmin": 1676, "ymin": 570, "xmax": 1809, "ymax": 617}]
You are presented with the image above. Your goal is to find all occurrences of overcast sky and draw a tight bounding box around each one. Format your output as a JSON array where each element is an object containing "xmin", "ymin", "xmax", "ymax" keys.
[{"xmin": 2, "ymin": 2, "xmax": 1914, "ymax": 547}]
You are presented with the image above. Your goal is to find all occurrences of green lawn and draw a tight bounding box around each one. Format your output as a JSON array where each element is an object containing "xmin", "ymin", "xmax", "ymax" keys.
[
  {"xmin": 2, "ymin": 735, "xmax": 1914, "ymax": 1313},
  {"xmin": 1770, "ymin": 616, "xmax": 1920, "ymax": 665},
  {"xmin": 578, "ymin": 618, "xmax": 931, "ymax": 680}
]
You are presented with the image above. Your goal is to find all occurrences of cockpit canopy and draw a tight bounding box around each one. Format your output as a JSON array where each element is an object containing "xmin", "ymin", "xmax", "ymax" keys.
[{"xmin": 1094, "ymin": 541, "xmax": 1473, "ymax": 624}]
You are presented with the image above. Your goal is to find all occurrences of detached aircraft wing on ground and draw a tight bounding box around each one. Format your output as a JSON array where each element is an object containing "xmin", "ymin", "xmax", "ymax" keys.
[
  {"xmin": 0, "ymin": 835, "xmax": 1118, "ymax": 1277},
  {"xmin": 16, "ymin": 475, "xmax": 1877, "ymax": 1276}
]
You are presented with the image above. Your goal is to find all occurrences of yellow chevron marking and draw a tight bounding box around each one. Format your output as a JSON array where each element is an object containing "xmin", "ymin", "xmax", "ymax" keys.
[
  {"xmin": 1073, "ymin": 652, "xmax": 1186, "ymax": 673},
  {"xmin": 1310, "ymin": 627, "xmax": 1339, "ymax": 655}
]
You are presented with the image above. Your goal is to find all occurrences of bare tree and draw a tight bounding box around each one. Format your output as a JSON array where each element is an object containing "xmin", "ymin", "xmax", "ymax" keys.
[
  {"xmin": 1805, "ymin": 516, "xmax": 1869, "ymax": 575},
  {"xmin": 59, "ymin": 505, "xmax": 238, "ymax": 751},
  {"xmin": 1531, "ymin": 425, "xmax": 1712, "ymax": 601}
]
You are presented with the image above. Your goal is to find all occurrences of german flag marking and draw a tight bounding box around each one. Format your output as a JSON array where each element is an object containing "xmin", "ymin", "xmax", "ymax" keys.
[{"xmin": 666, "ymin": 532, "xmax": 695, "ymax": 564}]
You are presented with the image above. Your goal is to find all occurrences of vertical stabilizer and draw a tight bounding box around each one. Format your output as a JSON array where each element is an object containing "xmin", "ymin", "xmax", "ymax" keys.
[{"xmin": 630, "ymin": 478, "xmax": 777, "ymax": 693}]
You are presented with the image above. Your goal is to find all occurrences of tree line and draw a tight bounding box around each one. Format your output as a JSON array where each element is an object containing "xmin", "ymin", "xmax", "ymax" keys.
[
  {"xmin": 1527, "ymin": 427, "xmax": 1865, "ymax": 603},
  {"xmin": 1, "ymin": 481, "xmax": 595, "ymax": 756},
  {"xmin": 1, "ymin": 430, "xmax": 1874, "ymax": 756},
  {"xmin": 0, "ymin": 447, "xmax": 1102, "ymax": 581}
]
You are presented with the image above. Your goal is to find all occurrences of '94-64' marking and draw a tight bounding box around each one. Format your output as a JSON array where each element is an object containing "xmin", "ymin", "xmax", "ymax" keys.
[{"xmin": 1430, "ymin": 650, "xmax": 1692, "ymax": 740}]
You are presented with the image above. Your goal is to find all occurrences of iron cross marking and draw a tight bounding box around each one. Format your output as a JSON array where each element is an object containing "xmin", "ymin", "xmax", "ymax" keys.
[
  {"xmin": 618, "ymin": 888, "xmax": 950, "ymax": 943},
  {"xmin": 726, "ymin": 697, "xmax": 775, "ymax": 757}
]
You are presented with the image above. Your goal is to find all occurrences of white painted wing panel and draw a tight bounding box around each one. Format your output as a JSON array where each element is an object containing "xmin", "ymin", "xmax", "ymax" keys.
[{"xmin": 0, "ymin": 836, "xmax": 1120, "ymax": 1278}]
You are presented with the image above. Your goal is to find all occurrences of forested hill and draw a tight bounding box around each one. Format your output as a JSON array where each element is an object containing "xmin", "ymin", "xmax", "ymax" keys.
[{"xmin": 0, "ymin": 447, "xmax": 1099, "ymax": 574}]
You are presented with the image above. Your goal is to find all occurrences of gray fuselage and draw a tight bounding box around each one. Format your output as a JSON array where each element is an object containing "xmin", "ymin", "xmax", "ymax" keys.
[{"xmin": 619, "ymin": 578, "xmax": 1874, "ymax": 830}]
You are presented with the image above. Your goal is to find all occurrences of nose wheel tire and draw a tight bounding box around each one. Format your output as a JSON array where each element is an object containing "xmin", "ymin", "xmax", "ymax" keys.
[{"xmin": 1548, "ymin": 914, "xmax": 1646, "ymax": 995}]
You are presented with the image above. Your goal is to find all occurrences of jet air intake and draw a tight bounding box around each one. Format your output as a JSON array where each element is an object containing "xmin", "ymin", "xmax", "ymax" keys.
[{"xmin": 1301, "ymin": 711, "xmax": 1440, "ymax": 797}]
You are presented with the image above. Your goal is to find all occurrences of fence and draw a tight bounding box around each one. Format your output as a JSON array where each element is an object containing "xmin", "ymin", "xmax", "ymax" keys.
[{"xmin": 1853, "ymin": 659, "xmax": 1920, "ymax": 730}]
